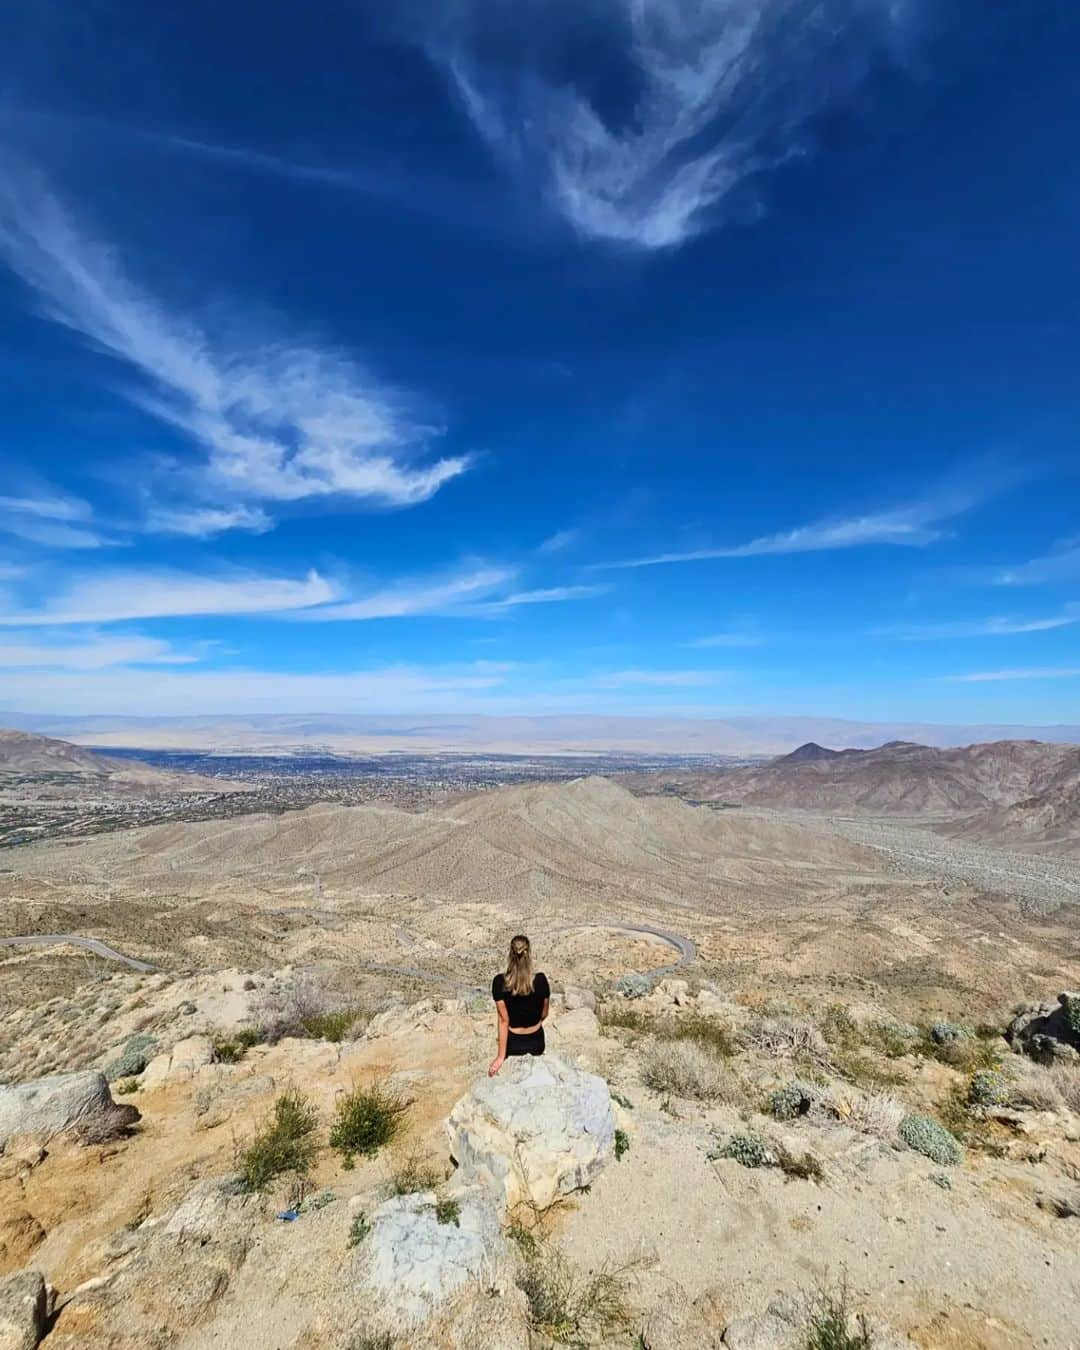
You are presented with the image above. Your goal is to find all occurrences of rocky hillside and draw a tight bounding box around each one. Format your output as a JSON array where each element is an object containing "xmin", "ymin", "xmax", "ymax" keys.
[
  {"xmin": 627, "ymin": 739, "xmax": 1080, "ymax": 851},
  {"xmin": 1, "ymin": 966, "xmax": 1078, "ymax": 1348},
  {"xmin": 0, "ymin": 729, "xmax": 233, "ymax": 798}
]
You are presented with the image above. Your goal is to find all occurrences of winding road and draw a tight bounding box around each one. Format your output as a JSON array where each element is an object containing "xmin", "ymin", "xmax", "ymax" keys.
[
  {"xmin": 0, "ymin": 933, "xmax": 157, "ymax": 972},
  {"xmin": 1, "ymin": 920, "xmax": 693, "ymax": 990}
]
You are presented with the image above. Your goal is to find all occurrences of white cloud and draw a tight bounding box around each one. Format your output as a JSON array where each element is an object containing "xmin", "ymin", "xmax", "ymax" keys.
[
  {"xmin": 594, "ymin": 668, "xmax": 725, "ymax": 687},
  {"xmin": 686, "ymin": 631, "xmax": 763, "ymax": 648},
  {"xmin": 429, "ymin": 0, "xmax": 912, "ymax": 249},
  {"xmin": 0, "ymin": 568, "xmax": 337, "ymax": 626},
  {"xmin": 536, "ymin": 528, "xmax": 579, "ymax": 554},
  {"xmin": 0, "ymin": 662, "xmax": 514, "ymax": 716},
  {"xmin": 943, "ymin": 667, "xmax": 1080, "ymax": 683},
  {"xmin": 0, "ymin": 632, "xmax": 198, "ymax": 669},
  {"xmin": 996, "ymin": 540, "xmax": 1080, "ymax": 586},
  {"xmin": 298, "ymin": 567, "xmax": 514, "ymax": 621},
  {"xmin": 472, "ymin": 584, "xmax": 610, "ymax": 613},
  {"xmin": 0, "ymin": 167, "xmax": 471, "ymax": 530},
  {"xmin": 145, "ymin": 503, "xmax": 273, "ymax": 537},
  {"xmin": 0, "ymin": 492, "xmax": 112, "ymax": 549},
  {"xmin": 596, "ymin": 499, "xmax": 958, "ymax": 570},
  {"xmin": 880, "ymin": 609, "xmax": 1079, "ymax": 640}
]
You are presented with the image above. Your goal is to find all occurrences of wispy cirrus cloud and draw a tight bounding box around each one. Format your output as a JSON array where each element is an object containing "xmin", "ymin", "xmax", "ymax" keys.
[
  {"xmin": 0, "ymin": 632, "xmax": 199, "ymax": 669},
  {"xmin": 470, "ymin": 584, "xmax": 610, "ymax": 614},
  {"xmin": 685, "ymin": 630, "xmax": 763, "ymax": 648},
  {"xmin": 595, "ymin": 497, "xmax": 965, "ymax": 571},
  {"xmin": 298, "ymin": 567, "xmax": 514, "ymax": 622},
  {"xmin": 0, "ymin": 165, "xmax": 471, "ymax": 534},
  {"xmin": 594, "ymin": 668, "xmax": 725, "ymax": 688},
  {"xmin": 879, "ymin": 609, "xmax": 1079, "ymax": 640},
  {"xmin": 995, "ymin": 539, "xmax": 1080, "ymax": 586},
  {"xmin": 943, "ymin": 667, "xmax": 1080, "ymax": 683},
  {"xmin": 0, "ymin": 493, "xmax": 113, "ymax": 550},
  {"xmin": 0, "ymin": 567, "xmax": 337, "ymax": 626},
  {"xmin": 426, "ymin": 0, "xmax": 914, "ymax": 249}
]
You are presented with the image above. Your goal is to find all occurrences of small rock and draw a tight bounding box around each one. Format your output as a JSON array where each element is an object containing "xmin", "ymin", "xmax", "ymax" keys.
[
  {"xmin": 0, "ymin": 1270, "xmax": 50, "ymax": 1350},
  {"xmin": 562, "ymin": 985, "xmax": 598, "ymax": 1012},
  {"xmin": 723, "ymin": 1312, "xmax": 801, "ymax": 1349}
]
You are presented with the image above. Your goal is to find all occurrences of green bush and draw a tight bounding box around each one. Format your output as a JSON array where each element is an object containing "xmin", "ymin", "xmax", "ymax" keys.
[
  {"xmin": 767, "ymin": 1081, "xmax": 813, "ymax": 1121},
  {"xmin": 1065, "ymin": 994, "xmax": 1080, "ymax": 1037},
  {"xmin": 930, "ymin": 1021, "xmax": 967, "ymax": 1046},
  {"xmin": 302, "ymin": 1008, "xmax": 367, "ymax": 1042},
  {"xmin": 713, "ymin": 1132, "xmax": 770, "ymax": 1168},
  {"xmin": 347, "ymin": 1212, "xmax": 371, "ymax": 1247},
  {"xmin": 614, "ymin": 1128, "xmax": 630, "ymax": 1160},
  {"xmin": 115, "ymin": 1077, "xmax": 140, "ymax": 1095},
  {"xmin": 967, "ymin": 1068, "xmax": 1009, "ymax": 1108},
  {"xmin": 388, "ymin": 1149, "xmax": 442, "ymax": 1196},
  {"xmin": 238, "ymin": 1089, "xmax": 319, "ymax": 1191},
  {"xmin": 104, "ymin": 1034, "xmax": 157, "ymax": 1082},
  {"xmin": 211, "ymin": 1035, "xmax": 249, "ymax": 1064},
  {"xmin": 804, "ymin": 1279, "xmax": 874, "ymax": 1349},
  {"xmin": 330, "ymin": 1081, "xmax": 405, "ymax": 1166},
  {"xmin": 517, "ymin": 1248, "xmax": 631, "ymax": 1345},
  {"xmin": 899, "ymin": 1113, "xmax": 962, "ymax": 1166},
  {"xmin": 435, "ymin": 1196, "xmax": 460, "ymax": 1227}
]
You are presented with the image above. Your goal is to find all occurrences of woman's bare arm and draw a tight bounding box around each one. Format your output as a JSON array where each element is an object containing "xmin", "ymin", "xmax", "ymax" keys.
[{"xmin": 489, "ymin": 1001, "xmax": 509, "ymax": 1076}]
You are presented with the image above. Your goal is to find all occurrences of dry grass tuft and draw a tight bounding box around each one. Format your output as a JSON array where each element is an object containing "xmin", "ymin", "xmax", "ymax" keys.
[{"xmin": 640, "ymin": 1040, "xmax": 745, "ymax": 1104}]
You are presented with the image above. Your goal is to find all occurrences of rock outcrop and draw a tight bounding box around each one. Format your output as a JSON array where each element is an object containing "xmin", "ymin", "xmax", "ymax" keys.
[
  {"xmin": 0, "ymin": 1270, "xmax": 50, "ymax": 1350},
  {"xmin": 0, "ymin": 1072, "xmax": 138, "ymax": 1151},
  {"xmin": 446, "ymin": 1053, "xmax": 615, "ymax": 1209},
  {"xmin": 349, "ymin": 1187, "xmax": 515, "ymax": 1334},
  {"xmin": 1007, "ymin": 992, "xmax": 1080, "ymax": 1063}
]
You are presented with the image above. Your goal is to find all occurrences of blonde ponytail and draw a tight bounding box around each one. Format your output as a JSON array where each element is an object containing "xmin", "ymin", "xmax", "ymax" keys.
[{"xmin": 504, "ymin": 934, "xmax": 534, "ymax": 997}]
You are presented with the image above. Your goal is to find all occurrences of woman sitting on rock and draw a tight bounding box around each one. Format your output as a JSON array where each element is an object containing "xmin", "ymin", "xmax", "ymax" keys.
[{"xmin": 489, "ymin": 933, "xmax": 550, "ymax": 1076}]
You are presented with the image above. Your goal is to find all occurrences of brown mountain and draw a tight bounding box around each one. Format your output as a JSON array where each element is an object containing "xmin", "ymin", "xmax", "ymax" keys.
[
  {"xmin": 626, "ymin": 739, "xmax": 1080, "ymax": 851},
  {"xmin": 0, "ymin": 729, "xmax": 229, "ymax": 798}
]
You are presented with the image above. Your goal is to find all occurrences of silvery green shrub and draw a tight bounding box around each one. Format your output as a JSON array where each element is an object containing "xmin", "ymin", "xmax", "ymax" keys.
[{"xmin": 899, "ymin": 1113, "xmax": 962, "ymax": 1166}]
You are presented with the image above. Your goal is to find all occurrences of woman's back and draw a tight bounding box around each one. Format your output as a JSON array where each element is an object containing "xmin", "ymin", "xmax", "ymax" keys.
[{"xmin": 492, "ymin": 970, "xmax": 550, "ymax": 1027}]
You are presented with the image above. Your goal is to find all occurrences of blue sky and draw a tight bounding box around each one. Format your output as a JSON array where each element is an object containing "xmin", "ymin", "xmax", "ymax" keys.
[{"xmin": 0, "ymin": 0, "xmax": 1077, "ymax": 722}]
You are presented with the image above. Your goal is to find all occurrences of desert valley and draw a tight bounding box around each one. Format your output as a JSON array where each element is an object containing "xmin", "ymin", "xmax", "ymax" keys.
[{"xmin": 0, "ymin": 726, "xmax": 1077, "ymax": 1350}]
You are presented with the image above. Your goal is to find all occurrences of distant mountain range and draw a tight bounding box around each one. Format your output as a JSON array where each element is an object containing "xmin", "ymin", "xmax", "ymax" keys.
[
  {"xmin": 2, "ymin": 712, "xmax": 1079, "ymax": 756},
  {"xmin": 627, "ymin": 738, "xmax": 1080, "ymax": 852}
]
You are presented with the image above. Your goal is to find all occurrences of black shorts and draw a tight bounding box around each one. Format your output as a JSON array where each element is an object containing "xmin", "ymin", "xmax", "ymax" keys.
[{"xmin": 506, "ymin": 1026, "xmax": 545, "ymax": 1057}]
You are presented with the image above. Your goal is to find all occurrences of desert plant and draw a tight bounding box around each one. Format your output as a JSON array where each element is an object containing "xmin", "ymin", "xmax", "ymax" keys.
[
  {"xmin": 930, "ymin": 1020, "xmax": 967, "ymax": 1046},
  {"xmin": 388, "ymin": 1148, "xmax": 443, "ymax": 1196},
  {"xmin": 347, "ymin": 1211, "xmax": 371, "ymax": 1247},
  {"xmin": 899, "ymin": 1113, "xmax": 962, "ymax": 1166},
  {"xmin": 1051, "ymin": 1063, "xmax": 1080, "ymax": 1114},
  {"xmin": 614, "ymin": 1128, "xmax": 630, "ymax": 1160},
  {"xmin": 211, "ymin": 1035, "xmax": 248, "ymax": 1064},
  {"xmin": 835, "ymin": 1090, "xmax": 904, "ymax": 1141},
  {"xmin": 820, "ymin": 1003, "xmax": 859, "ymax": 1047},
  {"xmin": 302, "ymin": 1008, "xmax": 368, "ymax": 1042},
  {"xmin": 115, "ymin": 1077, "xmax": 140, "ymax": 1095},
  {"xmin": 1065, "ymin": 994, "xmax": 1080, "ymax": 1037},
  {"xmin": 712, "ymin": 1132, "xmax": 770, "ymax": 1168},
  {"xmin": 517, "ymin": 1247, "xmax": 631, "ymax": 1345},
  {"xmin": 254, "ymin": 974, "xmax": 329, "ymax": 1043},
  {"xmin": 330, "ymin": 1081, "xmax": 405, "ymax": 1166},
  {"xmin": 238, "ymin": 1089, "xmax": 319, "ymax": 1191},
  {"xmin": 967, "ymin": 1068, "xmax": 1009, "ymax": 1109},
  {"xmin": 435, "ymin": 1196, "xmax": 460, "ymax": 1226},
  {"xmin": 103, "ymin": 1033, "xmax": 157, "ymax": 1081},
  {"xmin": 767, "ymin": 1081, "xmax": 814, "ymax": 1121},
  {"xmin": 804, "ymin": 1278, "xmax": 874, "ymax": 1349},
  {"xmin": 774, "ymin": 1143, "xmax": 825, "ymax": 1183},
  {"xmin": 640, "ymin": 1040, "xmax": 742, "ymax": 1104},
  {"xmin": 744, "ymin": 1016, "xmax": 828, "ymax": 1063},
  {"xmin": 347, "ymin": 1337, "xmax": 395, "ymax": 1350}
]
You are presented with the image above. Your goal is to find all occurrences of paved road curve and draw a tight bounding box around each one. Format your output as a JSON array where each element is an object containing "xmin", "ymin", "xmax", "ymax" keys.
[{"xmin": 0, "ymin": 933, "xmax": 156, "ymax": 972}]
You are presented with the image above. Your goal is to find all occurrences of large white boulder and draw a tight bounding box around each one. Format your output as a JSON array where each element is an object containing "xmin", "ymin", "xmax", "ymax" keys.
[
  {"xmin": 140, "ymin": 1036, "xmax": 214, "ymax": 1091},
  {"xmin": 0, "ymin": 1072, "xmax": 136, "ymax": 1150},
  {"xmin": 446, "ymin": 1053, "xmax": 615, "ymax": 1209},
  {"xmin": 350, "ymin": 1187, "xmax": 510, "ymax": 1331}
]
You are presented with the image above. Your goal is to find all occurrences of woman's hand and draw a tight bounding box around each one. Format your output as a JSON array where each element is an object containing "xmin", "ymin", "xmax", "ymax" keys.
[{"xmin": 488, "ymin": 1056, "xmax": 505, "ymax": 1077}]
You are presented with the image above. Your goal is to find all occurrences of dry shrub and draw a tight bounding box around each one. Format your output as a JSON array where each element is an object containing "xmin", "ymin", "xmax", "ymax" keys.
[
  {"xmin": 517, "ymin": 1247, "xmax": 632, "ymax": 1345},
  {"xmin": 1050, "ymin": 1063, "xmax": 1080, "ymax": 1115},
  {"xmin": 744, "ymin": 1016, "xmax": 828, "ymax": 1062},
  {"xmin": 640, "ymin": 1040, "xmax": 744, "ymax": 1104},
  {"xmin": 835, "ymin": 1089, "xmax": 905, "ymax": 1141},
  {"xmin": 254, "ymin": 974, "xmax": 328, "ymax": 1043}
]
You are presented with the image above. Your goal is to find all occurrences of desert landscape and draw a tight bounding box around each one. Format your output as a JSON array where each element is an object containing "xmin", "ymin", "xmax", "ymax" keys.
[{"xmin": 1, "ymin": 729, "xmax": 1078, "ymax": 1349}]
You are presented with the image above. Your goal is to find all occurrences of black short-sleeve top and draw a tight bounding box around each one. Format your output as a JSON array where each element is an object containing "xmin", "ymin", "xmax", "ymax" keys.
[{"xmin": 492, "ymin": 971, "xmax": 550, "ymax": 1027}]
